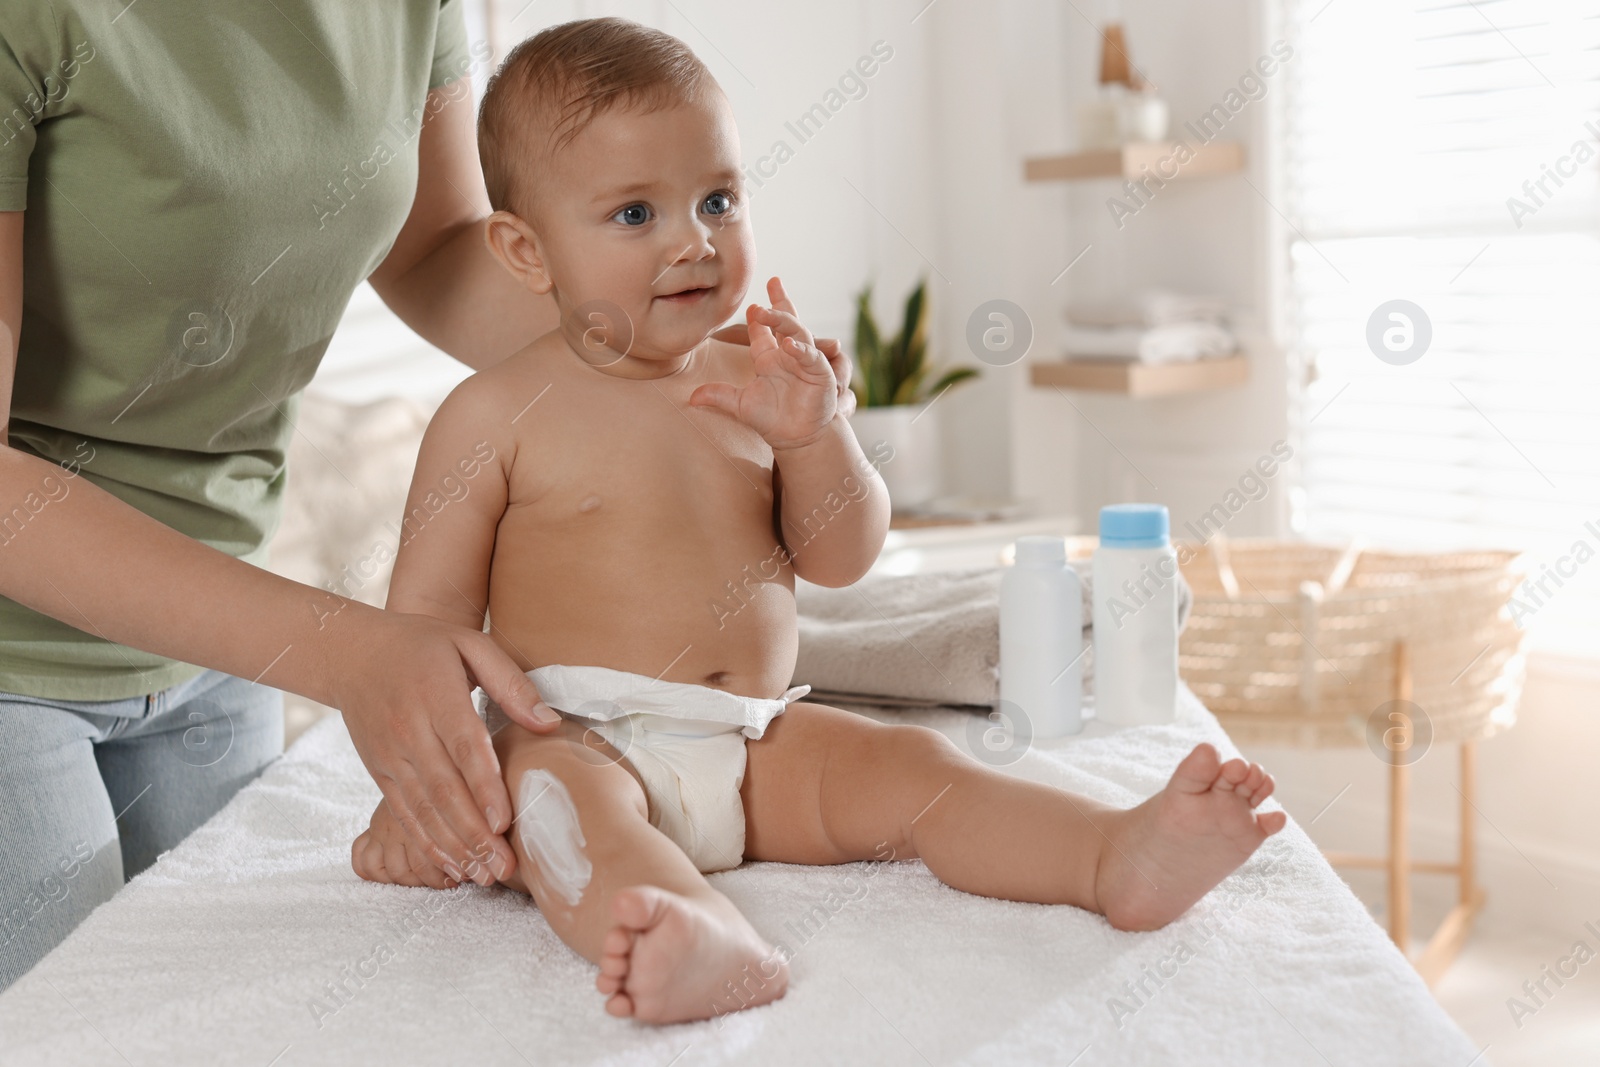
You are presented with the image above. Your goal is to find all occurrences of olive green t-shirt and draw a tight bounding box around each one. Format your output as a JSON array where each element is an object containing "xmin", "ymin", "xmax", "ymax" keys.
[{"xmin": 0, "ymin": 2, "xmax": 478, "ymax": 699}]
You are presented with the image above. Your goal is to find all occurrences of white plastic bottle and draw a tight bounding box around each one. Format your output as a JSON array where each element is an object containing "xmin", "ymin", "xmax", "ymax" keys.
[
  {"xmin": 999, "ymin": 535, "xmax": 1084, "ymax": 738},
  {"xmin": 1092, "ymin": 504, "xmax": 1179, "ymax": 726}
]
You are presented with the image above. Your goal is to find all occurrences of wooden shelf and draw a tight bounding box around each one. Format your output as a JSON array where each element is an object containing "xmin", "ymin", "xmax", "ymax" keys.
[
  {"xmin": 1030, "ymin": 355, "xmax": 1248, "ymax": 397},
  {"xmin": 1024, "ymin": 140, "xmax": 1245, "ymax": 182}
]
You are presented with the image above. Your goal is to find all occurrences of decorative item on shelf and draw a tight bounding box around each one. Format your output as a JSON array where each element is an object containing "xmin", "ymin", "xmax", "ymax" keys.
[
  {"xmin": 849, "ymin": 278, "xmax": 979, "ymax": 510},
  {"xmin": 1119, "ymin": 86, "xmax": 1169, "ymax": 143},
  {"xmin": 1076, "ymin": 14, "xmax": 1169, "ymax": 151}
]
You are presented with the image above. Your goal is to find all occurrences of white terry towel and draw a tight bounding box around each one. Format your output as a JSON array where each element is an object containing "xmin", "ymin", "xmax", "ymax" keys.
[
  {"xmin": 0, "ymin": 690, "xmax": 1479, "ymax": 1066},
  {"xmin": 793, "ymin": 565, "xmax": 1191, "ymax": 708},
  {"xmin": 1141, "ymin": 289, "xmax": 1229, "ymax": 326},
  {"xmin": 1061, "ymin": 321, "xmax": 1236, "ymax": 364}
]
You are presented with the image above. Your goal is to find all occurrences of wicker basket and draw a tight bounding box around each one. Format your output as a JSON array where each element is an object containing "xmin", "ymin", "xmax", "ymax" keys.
[{"xmin": 1176, "ymin": 538, "xmax": 1529, "ymax": 749}]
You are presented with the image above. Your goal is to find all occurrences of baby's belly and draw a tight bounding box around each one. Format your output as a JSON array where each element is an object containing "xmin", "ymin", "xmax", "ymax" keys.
[{"xmin": 485, "ymin": 515, "xmax": 799, "ymax": 700}]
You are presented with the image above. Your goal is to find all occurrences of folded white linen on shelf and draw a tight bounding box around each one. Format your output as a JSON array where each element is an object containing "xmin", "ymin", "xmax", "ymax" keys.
[{"xmin": 1061, "ymin": 321, "xmax": 1237, "ymax": 364}]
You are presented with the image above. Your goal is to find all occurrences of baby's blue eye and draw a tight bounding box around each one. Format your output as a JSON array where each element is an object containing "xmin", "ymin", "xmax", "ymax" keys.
[
  {"xmin": 703, "ymin": 191, "xmax": 734, "ymax": 216},
  {"xmin": 613, "ymin": 203, "xmax": 651, "ymax": 226}
]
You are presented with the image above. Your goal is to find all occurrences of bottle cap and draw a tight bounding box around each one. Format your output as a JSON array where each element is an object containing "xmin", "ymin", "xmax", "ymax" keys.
[
  {"xmin": 1099, "ymin": 504, "xmax": 1170, "ymax": 549},
  {"xmin": 1013, "ymin": 535, "xmax": 1067, "ymax": 566}
]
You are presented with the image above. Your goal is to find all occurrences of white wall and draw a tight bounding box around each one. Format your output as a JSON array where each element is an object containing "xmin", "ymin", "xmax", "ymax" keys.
[
  {"xmin": 317, "ymin": 0, "xmax": 948, "ymax": 414},
  {"xmin": 999, "ymin": 0, "xmax": 1291, "ymax": 534}
]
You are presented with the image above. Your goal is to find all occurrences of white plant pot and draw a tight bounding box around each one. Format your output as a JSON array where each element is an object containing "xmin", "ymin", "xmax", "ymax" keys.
[{"xmin": 848, "ymin": 402, "xmax": 942, "ymax": 510}]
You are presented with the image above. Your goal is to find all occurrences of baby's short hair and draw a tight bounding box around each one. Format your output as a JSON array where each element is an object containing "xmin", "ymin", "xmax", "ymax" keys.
[{"xmin": 477, "ymin": 17, "xmax": 715, "ymax": 219}]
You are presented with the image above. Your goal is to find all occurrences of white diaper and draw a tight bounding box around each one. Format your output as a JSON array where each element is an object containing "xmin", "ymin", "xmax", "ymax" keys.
[{"xmin": 474, "ymin": 665, "xmax": 810, "ymax": 874}]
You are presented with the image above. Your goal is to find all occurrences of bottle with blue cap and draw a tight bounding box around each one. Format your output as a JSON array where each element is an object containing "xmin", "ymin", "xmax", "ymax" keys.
[
  {"xmin": 1092, "ymin": 504, "xmax": 1179, "ymax": 726},
  {"xmin": 999, "ymin": 535, "xmax": 1084, "ymax": 738}
]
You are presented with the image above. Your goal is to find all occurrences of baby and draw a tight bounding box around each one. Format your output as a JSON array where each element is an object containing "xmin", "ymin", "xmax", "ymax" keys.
[{"xmin": 351, "ymin": 17, "xmax": 1286, "ymax": 1025}]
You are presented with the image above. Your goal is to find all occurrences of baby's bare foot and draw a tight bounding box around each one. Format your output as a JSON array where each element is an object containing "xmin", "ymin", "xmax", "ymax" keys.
[
  {"xmin": 593, "ymin": 885, "xmax": 787, "ymax": 1023},
  {"xmin": 1094, "ymin": 742, "xmax": 1287, "ymax": 932}
]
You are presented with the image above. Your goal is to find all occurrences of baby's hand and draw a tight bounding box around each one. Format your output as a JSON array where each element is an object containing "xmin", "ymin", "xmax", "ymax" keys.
[
  {"xmin": 690, "ymin": 276, "xmax": 838, "ymax": 450},
  {"xmin": 352, "ymin": 797, "xmax": 487, "ymax": 889}
]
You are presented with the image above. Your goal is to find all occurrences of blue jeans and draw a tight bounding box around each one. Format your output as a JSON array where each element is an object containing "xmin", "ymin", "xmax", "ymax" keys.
[{"xmin": 0, "ymin": 668, "xmax": 283, "ymax": 993}]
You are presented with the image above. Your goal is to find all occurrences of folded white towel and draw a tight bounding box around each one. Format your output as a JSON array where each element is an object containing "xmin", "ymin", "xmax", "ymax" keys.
[
  {"xmin": 1063, "ymin": 289, "xmax": 1230, "ymax": 330},
  {"xmin": 1062, "ymin": 322, "xmax": 1236, "ymax": 364},
  {"xmin": 1141, "ymin": 289, "xmax": 1229, "ymax": 327}
]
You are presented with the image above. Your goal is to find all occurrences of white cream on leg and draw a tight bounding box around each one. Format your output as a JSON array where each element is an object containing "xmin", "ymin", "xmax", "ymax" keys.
[{"xmin": 517, "ymin": 769, "xmax": 592, "ymax": 907}]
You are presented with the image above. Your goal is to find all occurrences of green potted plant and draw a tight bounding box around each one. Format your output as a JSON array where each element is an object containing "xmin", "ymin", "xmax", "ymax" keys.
[{"xmin": 850, "ymin": 278, "xmax": 979, "ymax": 508}]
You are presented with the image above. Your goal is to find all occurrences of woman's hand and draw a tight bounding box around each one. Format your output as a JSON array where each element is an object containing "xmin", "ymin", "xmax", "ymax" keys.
[
  {"xmin": 693, "ymin": 277, "xmax": 840, "ymax": 449},
  {"xmin": 325, "ymin": 606, "xmax": 559, "ymax": 886},
  {"xmin": 352, "ymin": 796, "xmax": 466, "ymax": 889}
]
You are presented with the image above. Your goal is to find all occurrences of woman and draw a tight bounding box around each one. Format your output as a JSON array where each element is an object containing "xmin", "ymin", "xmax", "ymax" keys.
[
  {"xmin": 0, "ymin": 1, "xmax": 567, "ymax": 994},
  {"xmin": 0, "ymin": 2, "xmax": 853, "ymax": 991},
  {"xmin": 0, "ymin": 0, "xmax": 857, "ymax": 991}
]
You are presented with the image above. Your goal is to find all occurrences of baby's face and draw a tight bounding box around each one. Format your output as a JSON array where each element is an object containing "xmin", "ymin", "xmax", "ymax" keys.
[{"xmin": 534, "ymin": 91, "xmax": 753, "ymax": 370}]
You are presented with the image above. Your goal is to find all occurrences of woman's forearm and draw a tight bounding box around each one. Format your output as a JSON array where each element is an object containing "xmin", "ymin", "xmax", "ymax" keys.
[
  {"xmin": 372, "ymin": 217, "xmax": 559, "ymax": 371},
  {"xmin": 0, "ymin": 442, "xmax": 364, "ymax": 704}
]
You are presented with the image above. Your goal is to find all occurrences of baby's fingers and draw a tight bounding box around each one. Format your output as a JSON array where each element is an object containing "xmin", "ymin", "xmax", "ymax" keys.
[
  {"xmin": 748, "ymin": 303, "xmax": 814, "ymax": 347},
  {"xmin": 688, "ymin": 381, "xmax": 742, "ymax": 418},
  {"xmin": 780, "ymin": 335, "xmax": 835, "ymax": 383},
  {"xmin": 744, "ymin": 302, "xmax": 779, "ymax": 351},
  {"xmin": 767, "ymin": 276, "xmax": 798, "ymax": 316}
]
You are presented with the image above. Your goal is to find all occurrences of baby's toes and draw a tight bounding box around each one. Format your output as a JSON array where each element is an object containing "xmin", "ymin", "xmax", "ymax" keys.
[
  {"xmin": 1248, "ymin": 771, "xmax": 1277, "ymax": 808},
  {"xmin": 383, "ymin": 841, "xmax": 423, "ymax": 887},
  {"xmin": 602, "ymin": 925, "xmax": 636, "ymax": 962},
  {"xmin": 1217, "ymin": 757, "xmax": 1251, "ymax": 791},
  {"xmin": 599, "ymin": 947, "xmax": 630, "ymax": 980}
]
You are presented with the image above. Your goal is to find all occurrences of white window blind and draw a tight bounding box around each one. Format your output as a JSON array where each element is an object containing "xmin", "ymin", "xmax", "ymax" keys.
[{"xmin": 1280, "ymin": 0, "xmax": 1600, "ymax": 657}]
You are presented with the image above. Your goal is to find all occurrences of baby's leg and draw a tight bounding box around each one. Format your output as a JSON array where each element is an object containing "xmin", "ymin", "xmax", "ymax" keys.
[
  {"xmin": 742, "ymin": 703, "xmax": 1285, "ymax": 932},
  {"xmin": 492, "ymin": 719, "xmax": 787, "ymax": 1022}
]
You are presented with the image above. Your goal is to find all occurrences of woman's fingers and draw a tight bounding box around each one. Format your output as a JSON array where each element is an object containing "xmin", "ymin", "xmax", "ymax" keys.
[
  {"xmin": 431, "ymin": 672, "xmax": 515, "ymax": 838},
  {"xmin": 409, "ymin": 839, "xmax": 457, "ymax": 889},
  {"xmin": 335, "ymin": 613, "xmax": 537, "ymax": 889},
  {"xmin": 384, "ymin": 759, "xmax": 483, "ymax": 884},
  {"xmin": 415, "ymin": 728, "xmax": 511, "ymax": 883},
  {"xmin": 464, "ymin": 634, "xmax": 558, "ymax": 735}
]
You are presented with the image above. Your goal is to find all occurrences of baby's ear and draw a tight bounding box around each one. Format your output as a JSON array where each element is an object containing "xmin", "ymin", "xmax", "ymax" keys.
[{"xmin": 484, "ymin": 210, "xmax": 554, "ymax": 295}]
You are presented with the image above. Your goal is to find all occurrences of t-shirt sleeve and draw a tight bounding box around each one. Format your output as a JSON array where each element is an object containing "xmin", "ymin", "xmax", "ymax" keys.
[
  {"xmin": 428, "ymin": 0, "xmax": 473, "ymax": 90},
  {"xmin": 0, "ymin": 10, "xmax": 83, "ymax": 211},
  {"xmin": 0, "ymin": 28, "xmax": 48, "ymax": 211}
]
